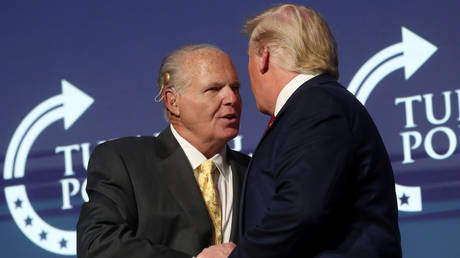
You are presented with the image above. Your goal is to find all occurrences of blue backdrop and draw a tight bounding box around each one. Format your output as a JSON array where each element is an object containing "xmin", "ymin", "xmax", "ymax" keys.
[{"xmin": 1, "ymin": 1, "xmax": 459, "ymax": 257}]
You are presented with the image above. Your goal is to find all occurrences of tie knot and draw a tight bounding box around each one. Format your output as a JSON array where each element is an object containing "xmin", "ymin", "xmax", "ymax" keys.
[{"xmin": 198, "ymin": 159, "xmax": 216, "ymax": 176}]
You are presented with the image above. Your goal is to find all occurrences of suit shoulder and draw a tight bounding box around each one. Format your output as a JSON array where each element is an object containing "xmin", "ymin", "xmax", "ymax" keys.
[
  {"xmin": 93, "ymin": 136, "xmax": 158, "ymax": 156},
  {"xmin": 294, "ymin": 80, "xmax": 366, "ymax": 114},
  {"xmin": 305, "ymin": 80, "xmax": 349, "ymax": 99}
]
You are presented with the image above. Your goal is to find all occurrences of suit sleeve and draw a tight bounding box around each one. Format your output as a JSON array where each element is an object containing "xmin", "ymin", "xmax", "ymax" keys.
[
  {"xmin": 231, "ymin": 104, "xmax": 357, "ymax": 257},
  {"xmin": 77, "ymin": 143, "xmax": 191, "ymax": 258}
]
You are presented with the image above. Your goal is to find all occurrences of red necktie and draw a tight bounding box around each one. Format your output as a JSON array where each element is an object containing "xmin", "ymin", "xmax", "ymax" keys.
[{"xmin": 264, "ymin": 115, "xmax": 275, "ymax": 134}]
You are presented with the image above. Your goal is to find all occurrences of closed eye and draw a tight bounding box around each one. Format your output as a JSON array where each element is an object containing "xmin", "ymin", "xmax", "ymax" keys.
[
  {"xmin": 205, "ymin": 83, "xmax": 224, "ymax": 93},
  {"xmin": 207, "ymin": 87, "xmax": 220, "ymax": 91}
]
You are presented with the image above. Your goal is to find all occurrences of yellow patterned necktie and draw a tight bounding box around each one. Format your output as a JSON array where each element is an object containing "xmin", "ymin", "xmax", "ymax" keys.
[{"xmin": 194, "ymin": 159, "xmax": 222, "ymax": 244}]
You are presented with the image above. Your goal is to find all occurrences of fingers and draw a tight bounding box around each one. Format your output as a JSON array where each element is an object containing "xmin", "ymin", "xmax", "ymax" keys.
[{"xmin": 197, "ymin": 243, "xmax": 236, "ymax": 258}]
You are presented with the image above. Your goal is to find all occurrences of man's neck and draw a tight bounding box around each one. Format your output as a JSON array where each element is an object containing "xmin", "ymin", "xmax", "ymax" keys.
[
  {"xmin": 266, "ymin": 68, "xmax": 298, "ymax": 115},
  {"xmin": 169, "ymin": 122, "xmax": 225, "ymax": 159},
  {"xmin": 274, "ymin": 73, "xmax": 318, "ymax": 116}
]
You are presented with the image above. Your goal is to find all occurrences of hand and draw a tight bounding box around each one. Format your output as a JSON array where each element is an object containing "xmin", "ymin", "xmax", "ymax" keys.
[{"xmin": 197, "ymin": 242, "xmax": 236, "ymax": 258}]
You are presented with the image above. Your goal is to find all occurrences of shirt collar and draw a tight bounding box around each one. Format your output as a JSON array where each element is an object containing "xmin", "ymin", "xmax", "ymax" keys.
[
  {"xmin": 274, "ymin": 73, "xmax": 318, "ymax": 116},
  {"xmin": 170, "ymin": 125, "xmax": 230, "ymax": 180}
]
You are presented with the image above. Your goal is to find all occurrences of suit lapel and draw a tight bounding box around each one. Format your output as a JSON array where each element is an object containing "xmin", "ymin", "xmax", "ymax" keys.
[{"xmin": 154, "ymin": 127, "xmax": 213, "ymax": 243}]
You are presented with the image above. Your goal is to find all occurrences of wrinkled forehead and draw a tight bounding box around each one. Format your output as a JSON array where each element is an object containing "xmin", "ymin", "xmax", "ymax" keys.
[
  {"xmin": 184, "ymin": 49, "xmax": 238, "ymax": 85},
  {"xmin": 184, "ymin": 48, "xmax": 230, "ymax": 70}
]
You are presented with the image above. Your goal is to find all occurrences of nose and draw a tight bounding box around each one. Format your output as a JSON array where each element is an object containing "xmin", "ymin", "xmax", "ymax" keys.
[{"xmin": 222, "ymin": 85, "xmax": 240, "ymax": 106}]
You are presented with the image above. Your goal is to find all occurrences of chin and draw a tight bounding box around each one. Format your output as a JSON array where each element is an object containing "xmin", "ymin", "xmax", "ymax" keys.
[
  {"xmin": 220, "ymin": 128, "xmax": 239, "ymax": 141},
  {"xmin": 255, "ymin": 103, "xmax": 268, "ymax": 115}
]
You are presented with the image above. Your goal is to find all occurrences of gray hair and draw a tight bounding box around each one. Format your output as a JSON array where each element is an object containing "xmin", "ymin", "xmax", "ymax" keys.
[{"xmin": 156, "ymin": 44, "xmax": 223, "ymax": 120}]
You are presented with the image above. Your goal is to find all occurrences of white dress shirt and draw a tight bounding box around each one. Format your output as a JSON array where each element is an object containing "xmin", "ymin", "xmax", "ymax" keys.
[
  {"xmin": 274, "ymin": 73, "xmax": 319, "ymax": 116},
  {"xmin": 170, "ymin": 125, "xmax": 234, "ymax": 243}
]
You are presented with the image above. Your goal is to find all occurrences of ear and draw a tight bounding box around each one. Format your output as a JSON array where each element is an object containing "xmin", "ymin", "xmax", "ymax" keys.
[
  {"xmin": 164, "ymin": 88, "xmax": 180, "ymax": 117},
  {"xmin": 259, "ymin": 45, "xmax": 270, "ymax": 74}
]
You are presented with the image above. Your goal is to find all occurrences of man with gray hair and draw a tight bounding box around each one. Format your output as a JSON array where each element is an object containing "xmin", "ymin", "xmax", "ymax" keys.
[
  {"xmin": 77, "ymin": 44, "xmax": 249, "ymax": 258},
  {"xmin": 202, "ymin": 4, "xmax": 402, "ymax": 258}
]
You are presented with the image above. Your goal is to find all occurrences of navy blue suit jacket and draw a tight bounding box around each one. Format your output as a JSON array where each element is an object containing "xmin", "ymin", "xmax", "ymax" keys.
[{"xmin": 230, "ymin": 74, "xmax": 402, "ymax": 258}]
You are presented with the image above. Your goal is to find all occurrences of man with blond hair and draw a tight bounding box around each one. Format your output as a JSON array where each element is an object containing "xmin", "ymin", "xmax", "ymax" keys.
[
  {"xmin": 200, "ymin": 4, "xmax": 402, "ymax": 258},
  {"xmin": 77, "ymin": 44, "xmax": 249, "ymax": 258}
]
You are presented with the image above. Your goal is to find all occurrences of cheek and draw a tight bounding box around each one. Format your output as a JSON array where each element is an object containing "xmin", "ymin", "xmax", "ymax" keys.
[
  {"xmin": 248, "ymin": 58, "xmax": 255, "ymax": 79},
  {"xmin": 181, "ymin": 98, "xmax": 208, "ymax": 122},
  {"xmin": 250, "ymin": 83, "xmax": 261, "ymax": 101},
  {"xmin": 208, "ymin": 100, "xmax": 223, "ymax": 120},
  {"xmin": 248, "ymin": 71, "xmax": 260, "ymax": 95}
]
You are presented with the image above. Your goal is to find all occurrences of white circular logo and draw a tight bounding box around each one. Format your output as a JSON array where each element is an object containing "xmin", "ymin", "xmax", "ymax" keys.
[{"xmin": 3, "ymin": 79, "xmax": 94, "ymax": 255}]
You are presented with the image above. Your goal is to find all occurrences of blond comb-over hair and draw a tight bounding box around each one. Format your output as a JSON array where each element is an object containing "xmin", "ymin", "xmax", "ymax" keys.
[{"xmin": 244, "ymin": 4, "xmax": 339, "ymax": 79}]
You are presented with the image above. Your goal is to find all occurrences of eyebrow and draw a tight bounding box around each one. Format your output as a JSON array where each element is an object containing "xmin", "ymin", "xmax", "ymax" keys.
[
  {"xmin": 208, "ymin": 81, "xmax": 240, "ymax": 88},
  {"xmin": 231, "ymin": 81, "xmax": 241, "ymax": 87}
]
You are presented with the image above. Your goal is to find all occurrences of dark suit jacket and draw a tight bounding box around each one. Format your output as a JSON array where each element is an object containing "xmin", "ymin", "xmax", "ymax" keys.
[
  {"xmin": 230, "ymin": 74, "xmax": 402, "ymax": 258},
  {"xmin": 77, "ymin": 127, "xmax": 249, "ymax": 258}
]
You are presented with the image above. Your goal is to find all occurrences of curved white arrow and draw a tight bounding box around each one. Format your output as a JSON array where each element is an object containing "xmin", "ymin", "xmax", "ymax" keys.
[
  {"xmin": 348, "ymin": 26, "xmax": 438, "ymax": 104},
  {"xmin": 355, "ymin": 55, "xmax": 404, "ymax": 104},
  {"xmin": 347, "ymin": 27, "xmax": 436, "ymax": 212},
  {"xmin": 3, "ymin": 79, "xmax": 93, "ymax": 255},
  {"xmin": 4, "ymin": 79, "xmax": 94, "ymax": 180}
]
